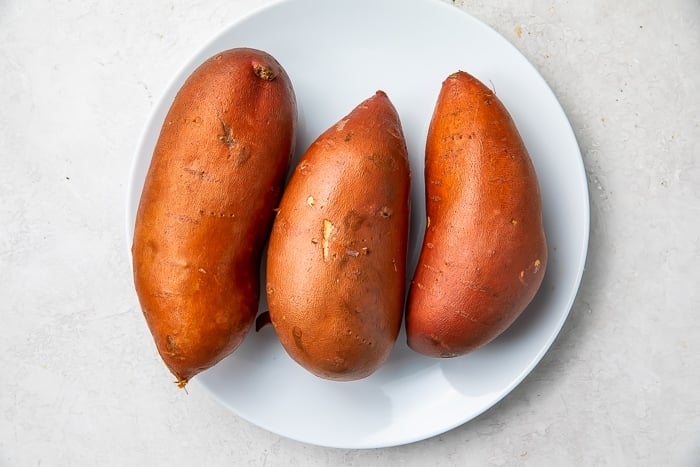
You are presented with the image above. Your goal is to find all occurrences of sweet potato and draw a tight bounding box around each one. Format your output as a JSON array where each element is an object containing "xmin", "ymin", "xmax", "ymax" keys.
[
  {"xmin": 132, "ymin": 48, "xmax": 297, "ymax": 386},
  {"xmin": 265, "ymin": 91, "xmax": 410, "ymax": 381},
  {"xmin": 406, "ymin": 71, "xmax": 547, "ymax": 357}
]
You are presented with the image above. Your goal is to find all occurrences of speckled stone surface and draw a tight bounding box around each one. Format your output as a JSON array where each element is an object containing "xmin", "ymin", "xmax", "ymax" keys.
[{"xmin": 2, "ymin": 1, "xmax": 699, "ymax": 465}]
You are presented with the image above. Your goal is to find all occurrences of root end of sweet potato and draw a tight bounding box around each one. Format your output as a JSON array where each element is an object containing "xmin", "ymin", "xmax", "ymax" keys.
[
  {"xmin": 176, "ymin": 378, "xmax": 189, "ymax": 391},
  {"xmin": 255, "ymin": 311, "xmax": 272, "ymax": 332}
]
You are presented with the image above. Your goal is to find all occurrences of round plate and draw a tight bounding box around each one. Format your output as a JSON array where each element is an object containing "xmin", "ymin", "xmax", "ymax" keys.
[{"xmin": 126, "ymin": 0, "xmax": 589, "ymax": 449}]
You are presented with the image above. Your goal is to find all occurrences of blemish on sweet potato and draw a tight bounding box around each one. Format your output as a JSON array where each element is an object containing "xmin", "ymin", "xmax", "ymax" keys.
[
  {"xmin": 218, "ymin": 120, "xmax": 237, "ymax": 148},
  {"xmin": 253, "ymin": 64, "xmax": 276, "ymax": 81},
  {"xmin": 378, "ymin": 206, "xmax": 393, "ymax": 218},
  {"xmin": 533, "ymin": 259, "xmax": 542, "ymax": 273},
  {"xmin": 322, "ymin": 219, "xmax": 335, "ymax": 261}
]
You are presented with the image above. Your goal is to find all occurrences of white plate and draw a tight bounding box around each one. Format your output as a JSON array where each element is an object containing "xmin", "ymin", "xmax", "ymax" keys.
[{"xmin": 126, "ymin": 0, "xmax": 589, "ymax": 449}]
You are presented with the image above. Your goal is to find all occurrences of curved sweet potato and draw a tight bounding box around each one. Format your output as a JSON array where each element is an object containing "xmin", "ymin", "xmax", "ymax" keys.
[
  {"xmin": 406, "ymin": 71, "xmax": 547, "ymax": 357},
  {"xmin": 132, "ymin": 48, "xmax": 297, "ymax": 386}
]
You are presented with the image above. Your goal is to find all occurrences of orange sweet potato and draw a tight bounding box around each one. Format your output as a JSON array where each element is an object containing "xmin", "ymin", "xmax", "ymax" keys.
[
  {"xmin": 265, "ymin": 91, "xmax": 411, "ymax": 381},
  {"xmin": 132, "ymin": 48, "xmax": 296, "ymax": 386},
  {"xmin": 406, "ymin": 71, "xmax": 547, "ymax": 357}
]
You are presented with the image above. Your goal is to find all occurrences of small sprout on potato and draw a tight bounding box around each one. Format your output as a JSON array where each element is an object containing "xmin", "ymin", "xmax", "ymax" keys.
[{"xmin": 176, "ymin": 378, "xmax": 189, "ymax": 391}]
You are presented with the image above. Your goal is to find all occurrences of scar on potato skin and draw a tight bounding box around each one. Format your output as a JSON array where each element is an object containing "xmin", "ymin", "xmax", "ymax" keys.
[
  {"xmin": 368, "ymin": 152, "xmax": 398, "ymax": 171},
  {"xmin": 378, "ymin": 206, "xmax": 392, "ymax": 218},
  {"xmin": 253, "ymin": 64, "xmax": 276, "ymax": 81},
  {"xmin": 292, "ymin": 326, "xmax": 304, "ymax": 351},
  {"xmin": 343, "ymin": 210, "xmax": 365, "ymax": 231},
  {"xmin": 165, "ymin": 335, "xmax": 178, "ymax": 354},
  {"xmin": 216, "ymin": 119, "xmax": 252, "ymax": 165},
  {"xmin": 322, "ymin": 219, "xmax": 335, "ymax": 261},
  {"xmin": 336, "ymin": 119, "xmax": 348, "ymax": 131},
  {"xmin": 425, "ymin": 334, "xmax": 458, "ymax": 358},
  {"xmin": 533, "ymin": 259, "xmax": 542, "ymax": 273},
  {"xmin": 218, "ymin": 120, "xmax": 237, "ymax": 148}
]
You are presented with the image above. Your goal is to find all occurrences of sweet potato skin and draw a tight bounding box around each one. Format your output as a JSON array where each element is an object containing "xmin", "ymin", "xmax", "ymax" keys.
[
  {"xmin": 266, "ymin": 92, "xmax": 410, "ymax": 381},
  {"xmin": 406, "ymin": 71, "xmax": 547, "ymax": 357},
  {"xmin": 132, "ymin": 48, "xmax": 296, "ymax": 385}
]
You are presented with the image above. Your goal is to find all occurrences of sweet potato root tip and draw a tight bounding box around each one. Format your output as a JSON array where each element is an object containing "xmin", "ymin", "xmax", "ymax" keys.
[
  {"xmin": 176, "ymin": 378, "xmax": 189, "ymax": 391},
  {"xmin": 255, "ymin": 311, "xmax": 272, "ymax": 332}
]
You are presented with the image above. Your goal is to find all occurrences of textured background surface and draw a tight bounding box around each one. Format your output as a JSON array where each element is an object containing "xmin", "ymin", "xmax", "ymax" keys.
[{"xmin": 2, "ymin": 0, "xmax": 699, "ymax": 465}]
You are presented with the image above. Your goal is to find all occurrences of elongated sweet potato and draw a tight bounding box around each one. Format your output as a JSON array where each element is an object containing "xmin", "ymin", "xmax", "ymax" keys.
[
  {"xmin": 132, "ymin": 48, "xmax": 296, "ymax": 386},
  {"xmin": 265, "ymin": 91, "xmax": 411, "ymax": 381},
  {"xmin": 406, "ymin": 71, "xmax": 547, "ymax": 357}
]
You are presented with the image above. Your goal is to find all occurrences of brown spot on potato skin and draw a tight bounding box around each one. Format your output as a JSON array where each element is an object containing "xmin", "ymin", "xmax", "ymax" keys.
[
  {"xmin": 406, "ymin": 71, "xmax": 547, "ymax": 358},
  {"xmin": 343, "ymin": 209, "xmax": 365, "ymax": 231},
  {"xmin": 292, "ymin": 326, "xmax": 304, "ymax": 351}
]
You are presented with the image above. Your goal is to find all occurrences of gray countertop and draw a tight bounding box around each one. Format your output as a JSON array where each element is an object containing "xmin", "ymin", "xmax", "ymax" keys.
[{"xmin": 2, "ymin": 0, "xmax": 699, "ymax": 465}]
